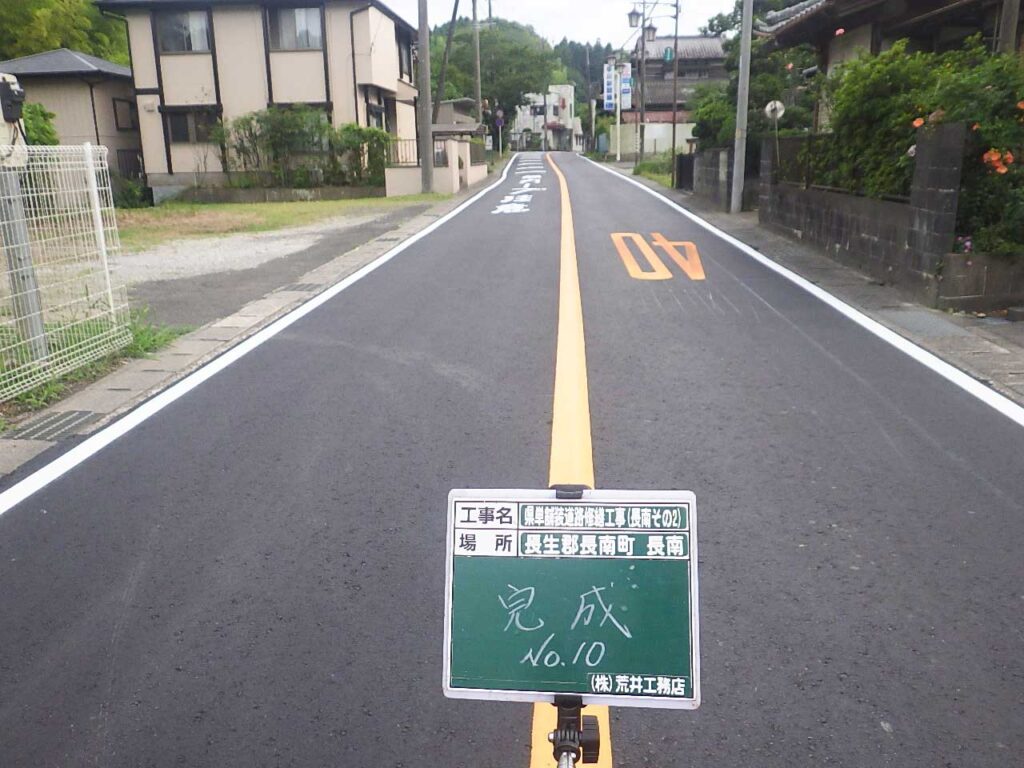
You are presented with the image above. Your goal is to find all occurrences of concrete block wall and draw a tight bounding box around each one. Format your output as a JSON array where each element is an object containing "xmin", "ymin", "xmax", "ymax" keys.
[{"xmin": 758, "ymin": 124, "xmax": 972, "ymax": 306}]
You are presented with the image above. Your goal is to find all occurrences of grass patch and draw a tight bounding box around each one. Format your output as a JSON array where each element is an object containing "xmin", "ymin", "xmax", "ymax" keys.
[
  {"xmin": 635, "ymin": 170, "xmax": 673, "ymax": 188},
  {"xmin": 633, "ymin": 152, "xmax": 674, "ymax": 190},
  {"xmin": 117, "ymin": 194, "xmax": 444, "ymax": 252},
  {"xmin": 0, "ymin": 309, "xmax": 192, "ymax": 428}
]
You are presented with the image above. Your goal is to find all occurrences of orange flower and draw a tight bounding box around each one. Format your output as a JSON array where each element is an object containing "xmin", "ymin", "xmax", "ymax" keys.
[
  {"xmin": 912, "ymin": 117, "xmax": 925, "ymax": 128},
  {"xmin": 1017, "ymin": 100, "xmax": 1024, "ymax": 110},
  {"xmin": 1006, "ymin": 151, "xmax": 1015, "ymax": 164},
  {"xmin": 972, "ymin": 123, "xmax": 980, "ymax": 131},
  {"xmin": 996, "ymin": 165, "xmax": 1009, "ymax": 174}
]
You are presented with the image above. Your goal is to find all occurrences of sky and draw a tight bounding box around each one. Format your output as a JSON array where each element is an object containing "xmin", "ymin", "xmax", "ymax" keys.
[{"xmin": 384, "ymin": 0, "xmax": 738, "ymax": 47}]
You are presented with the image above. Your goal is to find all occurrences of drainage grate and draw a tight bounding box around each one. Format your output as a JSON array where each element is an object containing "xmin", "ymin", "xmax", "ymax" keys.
[
  {"xmin": 281, "ymin": 283, "xmax": 321, "ymax": 293},
  {"xmin": 6, "ymin": 410, "xmax": 100, "ymax": 441}
]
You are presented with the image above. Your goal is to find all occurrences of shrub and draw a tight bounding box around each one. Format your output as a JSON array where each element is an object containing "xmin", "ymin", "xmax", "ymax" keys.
[
  {"xmin": 22, "ymin": 103, "xmax": 58, "ymax": 145},
  {"xmin": 216, "ymin": 107, "xmax": 391, "ymax": 188},
  {"xmin": 818, "ymin": 37, "xmax": 1024, "ymax": 256},
  {"xmin": 113, "ymin": 174, "xmax": 151, "ymax": 208}
]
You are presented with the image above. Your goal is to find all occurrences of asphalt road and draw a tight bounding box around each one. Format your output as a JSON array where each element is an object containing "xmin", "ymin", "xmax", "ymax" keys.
[{"xmin": 1, "ymin": 153, "xmax": 1022, "ymax": 767}]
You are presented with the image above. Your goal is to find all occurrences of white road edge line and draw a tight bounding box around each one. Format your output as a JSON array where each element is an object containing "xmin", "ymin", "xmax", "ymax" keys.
[
  {"xmin": 0, "ymin": 159, "xmax": 518, "ymax": 517},
  {"xmin": 583, "ymin": 155, "xmax": 1024, "ymax": 430}
]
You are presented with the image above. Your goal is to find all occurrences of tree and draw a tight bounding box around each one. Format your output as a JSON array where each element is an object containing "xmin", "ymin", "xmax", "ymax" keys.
[
  {"xmin": 693, "ymin": 1, "xmax": 818, "ymax": 160},
  {"xmin": 430, "ymin": 17, "xmax": 559, "ymax": 141},
  {"xmin": 0, "ymin": 0, "xmax": 129, "ymax": 65}
]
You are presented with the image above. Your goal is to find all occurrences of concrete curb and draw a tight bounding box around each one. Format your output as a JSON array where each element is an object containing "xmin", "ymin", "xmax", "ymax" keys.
[{"xmin": 0, "ymin": 169, "xmax": 507, "ymax": 478}]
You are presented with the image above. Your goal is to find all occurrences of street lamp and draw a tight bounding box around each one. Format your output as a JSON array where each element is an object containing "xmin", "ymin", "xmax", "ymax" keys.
[{"xmin": 627, "ymin": 2, "xmax": 653, "ymax": 163}]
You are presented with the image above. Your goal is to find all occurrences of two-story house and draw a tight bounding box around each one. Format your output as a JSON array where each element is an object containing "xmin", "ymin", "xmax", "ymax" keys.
[
  {"xmin": 629, "ymin": 36, "xmax": 727, "ymax": 121},
  {"xmin": 96, "ymin": 0, "xmax": 418, "ymax": 199},
  {"xmin": 511, "ymin": 84, "xmax": 583, "ymax": 152}
]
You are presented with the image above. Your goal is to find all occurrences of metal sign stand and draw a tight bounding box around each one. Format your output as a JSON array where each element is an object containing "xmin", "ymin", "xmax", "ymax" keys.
[
  {"xmin": 548, "ymin": 695, "xmax": 601, "ymax": 766},
  {"xmin": 544, "ymin": 487, "xmax": 601, "ymax": 766}
]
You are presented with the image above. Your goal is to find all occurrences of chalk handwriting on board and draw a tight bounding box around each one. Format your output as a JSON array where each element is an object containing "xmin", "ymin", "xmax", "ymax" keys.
[
  {"xmin": 510, "ymin": 583, "xmax": 632, "ymax": 667},
  {"xmin": 499, "ymin": 584, "xmax": 545, "ymax": 632},
  {"xmin": 571, "ymin": 585, "xmax": 632, "ymax": 639}
]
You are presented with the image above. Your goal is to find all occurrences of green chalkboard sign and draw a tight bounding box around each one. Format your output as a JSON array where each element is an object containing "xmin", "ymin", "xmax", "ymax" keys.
[{"xmin": 443, "ymin": 489, "xmax": 699, "ymax": 709}]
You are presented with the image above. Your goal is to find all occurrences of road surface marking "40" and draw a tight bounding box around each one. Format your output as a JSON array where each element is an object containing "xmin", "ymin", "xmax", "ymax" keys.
[{"xmin": 610, "ymin": 233, "xmax": 706, "ymax": 281}]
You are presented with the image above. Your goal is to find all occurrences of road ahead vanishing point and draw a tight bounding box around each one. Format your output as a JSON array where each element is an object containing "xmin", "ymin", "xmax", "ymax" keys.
[{"xmin": 1, "ymin": 153, "xmax": 1022, "ymax": 767}]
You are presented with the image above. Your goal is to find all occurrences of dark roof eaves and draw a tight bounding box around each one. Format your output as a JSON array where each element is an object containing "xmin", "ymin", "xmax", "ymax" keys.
[{"xmin": 96, "ymin": 0, "xmax": 417, "ymax": 33}]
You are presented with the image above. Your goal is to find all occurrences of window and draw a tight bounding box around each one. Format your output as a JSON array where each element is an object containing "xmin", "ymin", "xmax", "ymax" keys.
[
  {"xmin": 530, "ymin": 105, "xmax": 544, "ymax": 116},
  {"xmin": 165, "ymin": 109, "xmax": 219, "ymax": 143},
  {"xmin": 269, "ymin": 7, "xmax": 323, "ymax": 50},
  {"xmin": 112, "ymin": 98, "xmax": 138, "ymax": 131},
  {"xmin": 397, "ymin": 33, "xmax": 412, "ymax": 80},
  {"xmin": 116, "ymin": 149, "xmax": 143, "ymax": 179},
  {"xmin": 552, "ymin": 105, "xmax": 560, "ymax": 117},
  {"xmin": 156, "ymin": 11, "xmax": 210, "ymax": 53}
]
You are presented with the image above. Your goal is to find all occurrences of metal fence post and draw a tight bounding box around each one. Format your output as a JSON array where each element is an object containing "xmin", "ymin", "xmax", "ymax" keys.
[
  {"xmin": 84, "ymin": 143, "xmax": 118, "ymax": 324},
  {"xmin": 0, "ymin": 165, "xmax": 48, "ymax": 362}
]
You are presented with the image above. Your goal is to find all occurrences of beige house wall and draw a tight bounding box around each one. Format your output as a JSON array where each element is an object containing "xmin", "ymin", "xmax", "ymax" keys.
[
  {"xmin": 827, "ymin": 24, "xmax": 873, "ymax": 72},
  {"xmin": 162, "ymin": 54, "xmax": 217, "ymax": 105},
  {"xmin": 170, "ymin": 141, "xmax": 223, "ymax": 175},
  {"xmin": 352, "ymin": 7, "xmax": 399, "ymax": 91},
  {"xmin": 396, "ymin": 100, "xmax": 416, "ymax": 142},
  {"xmin": 270, "ymin": 50, "xmax": 326, "ymax": 104},
  {"xmin": 18, "ymin": 78, "xmax": 140, "ymax": 154},
  {"xmin": 127, "ymin": 12, "xmax": 158, "ymax": 89},
  {"xmin": 136, "ymin": 93, "xmax": 166, "ymax": 173},
  {"xmin": 213, "ymin": 6, "xmax": 267, "ymax": 116},
  {"xmin": 326, "ymin": 1, "xmax": 360, "ymax": 125},
  {"xmin": 93, "ymin": 79, "xmax": 141, "ymax": 153},
  {"xmin": 21, "ymin": 80, "xmax": 94, "ymax": 144}
]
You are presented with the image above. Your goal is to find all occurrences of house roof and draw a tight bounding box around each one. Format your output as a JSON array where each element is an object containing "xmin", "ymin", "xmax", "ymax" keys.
[
  {"xmin": 636, "ymin": 36, "xmax": 726, "ymax": 60},
  {"xmin": 755, "ymin": 0, "xmax": 832, "ymax": 36},
  {"xmin": 96, "ymin": 0, "xmax": 416, "ymax": 35},
  {"xmin": 0, "ymin": 48, "xmax": 131, "ymax": 80}
]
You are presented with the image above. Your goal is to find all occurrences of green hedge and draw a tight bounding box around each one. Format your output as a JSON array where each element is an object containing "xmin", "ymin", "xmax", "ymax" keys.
[{"xmin": 817, "ymin": 38, "xmax": 1024, "ymax": 257}]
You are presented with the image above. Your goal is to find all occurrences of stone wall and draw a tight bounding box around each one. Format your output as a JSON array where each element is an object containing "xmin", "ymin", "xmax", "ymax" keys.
[
  {"xmin": 693, "ymin": 147, "xmax": 758, "ymax": 211},
  {"xmin": 756, "ymin": 123, "xmax": 1024, "ymax": 310},
  {"xmin": 694, "ymin": 148, "xmax": 731, "ymax": 211}
]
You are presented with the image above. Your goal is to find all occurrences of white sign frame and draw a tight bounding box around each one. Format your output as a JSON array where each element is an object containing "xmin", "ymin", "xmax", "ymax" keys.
[{"xmin": 443, "ymin": 488, "xmax": 700, "ymax": 710}]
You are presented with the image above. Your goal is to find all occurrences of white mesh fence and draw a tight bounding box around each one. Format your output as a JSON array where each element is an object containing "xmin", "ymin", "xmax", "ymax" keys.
[{"xmin": 0, "ymin": 144, "xmax": 131, "ymax": 402}]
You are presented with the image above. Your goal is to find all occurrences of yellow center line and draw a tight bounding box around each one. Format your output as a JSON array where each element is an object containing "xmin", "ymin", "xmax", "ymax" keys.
[{"xmin": 529, "ymin": 153, "xmax": 613, "ymax": 768}]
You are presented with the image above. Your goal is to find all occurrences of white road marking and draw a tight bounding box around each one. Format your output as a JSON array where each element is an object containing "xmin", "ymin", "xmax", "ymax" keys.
[
  {"xmin": 0, "ymin": 160, "xmax": 519, "ymax": 518},
  {"xmin": 584, "ymin": 157, "xmax": 1024, "ymax": 430}
]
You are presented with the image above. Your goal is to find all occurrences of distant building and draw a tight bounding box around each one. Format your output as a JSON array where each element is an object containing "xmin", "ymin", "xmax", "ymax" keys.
[
  {"xmin": 512, "ymin": 84, "xmax": 583, "ymax": 152},
  {"xmin": 96, "ymin": 0, "xmax": 418, "ymax": 199},
  {"xmin": 0, "ymin": 48, "xmax": 142, "ymax": 178},
  {"xmin": 626, "ymin": 36, "xmax": 727, "ymax": 123}
]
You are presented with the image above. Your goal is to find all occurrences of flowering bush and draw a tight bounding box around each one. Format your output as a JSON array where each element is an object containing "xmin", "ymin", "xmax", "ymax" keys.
[{"xmin": 817, "ymin": 37, "xmax": 1024, "ymax": 258}]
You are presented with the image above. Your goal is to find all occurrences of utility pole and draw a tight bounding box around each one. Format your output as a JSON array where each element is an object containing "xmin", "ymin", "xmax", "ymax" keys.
[
  {"xmin": 638, "ymin": 3, "xmax": 648, "ymax": 164},
  {"xmin": 615, "ymin": 68, "xmax": 621, "ymax": 162},
  {"xmin": 417, "ymin": 0, "xmax": 433, "ymax": 192},
  {"xmin": 542, "ymin": 92, "xmax": 548, "ymax": 151},
  {"xmin": 472, "ymin": 0, "xmax": 483, "ymax": 122},
  {"xmin": 730, "ymin": 0, "xmax": 753, "ymax": 213},
  {"xmin": 670, "ymin": 0, "xmax": 680, "ymax": 188},
  {"xmin": 433, "ymin": 0, "xmax": 460, "ymax": 123},
  {"xmin": 998, "ymin": 0, "xmax": 1021, "ymax": 53}
]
